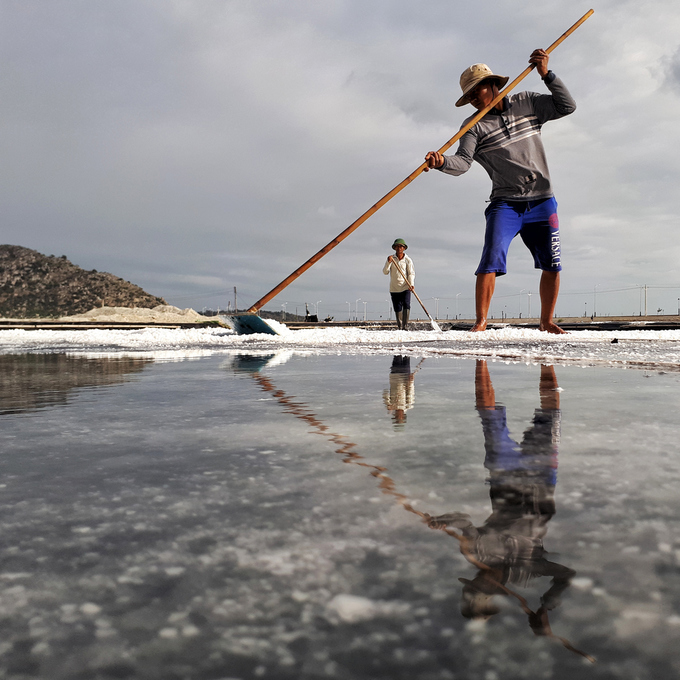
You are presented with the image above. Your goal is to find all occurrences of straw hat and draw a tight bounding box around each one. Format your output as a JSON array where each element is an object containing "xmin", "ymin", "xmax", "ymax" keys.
[{"xmin": 456, "ymin": 63, "xmax": 509, "ymax": 107}]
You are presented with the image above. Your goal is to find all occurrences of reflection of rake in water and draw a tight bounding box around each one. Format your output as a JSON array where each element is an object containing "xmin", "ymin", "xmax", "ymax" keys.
[{"xmin": 243, "ymin": 369, "xmax": 595, "ymax": 664}]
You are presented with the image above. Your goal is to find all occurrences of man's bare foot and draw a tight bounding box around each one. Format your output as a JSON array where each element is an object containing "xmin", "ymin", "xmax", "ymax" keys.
[
  {"xmin": 539, "ymin": 321, "xmax": 567, "ymax": 334},
  {"xmin": 470, "ymin": 320, "xmax": 488, "ymax": 332}
]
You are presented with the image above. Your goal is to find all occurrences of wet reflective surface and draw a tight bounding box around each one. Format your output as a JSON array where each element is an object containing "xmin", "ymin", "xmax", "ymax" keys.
[
  {"xmin": 1, "ymin": 351, "xmax": 680, "ymax": 679},
  {"xmin": 0, "ymin": 354, "xmax": 152, "ymax": 415}
]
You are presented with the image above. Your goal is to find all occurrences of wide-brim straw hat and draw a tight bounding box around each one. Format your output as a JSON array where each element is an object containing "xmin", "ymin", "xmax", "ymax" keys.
[{"xmin": 456, "ymin": 63, "xmax": 509, "ymax": 107}]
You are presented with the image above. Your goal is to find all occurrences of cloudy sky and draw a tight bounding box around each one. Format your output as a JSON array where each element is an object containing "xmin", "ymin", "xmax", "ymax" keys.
[{"xmin": 2, "ymin": 0, "xmax": 680, "ymax": 319}]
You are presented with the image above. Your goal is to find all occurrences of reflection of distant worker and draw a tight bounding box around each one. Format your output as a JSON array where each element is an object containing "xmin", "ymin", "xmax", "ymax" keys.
[
  {"xmin": 382, "ymin": 355, "xmax": 416, "ymax": 429},
  {"xmin": 383, "ymin": 238, "xmax": 415, "ymax": 331},
  {"xmin": 429, "ymin": 360, "xmax": 574, "ymax": 634}
]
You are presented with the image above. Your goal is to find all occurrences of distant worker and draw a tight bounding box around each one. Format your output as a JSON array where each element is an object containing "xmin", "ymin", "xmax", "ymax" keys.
[
  {"xmin": 424, "ymin": 49, "xmax": 576, "ymax": 334},
  {"xmin": 383, "ymin": 238, "xmax": 415, "ymax": 330}
]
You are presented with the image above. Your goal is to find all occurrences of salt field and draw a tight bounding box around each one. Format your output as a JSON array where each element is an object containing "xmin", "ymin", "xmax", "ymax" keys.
[
  {"xmin": 1, "ymin": 326, "xmax": 680, "ymax": 679},
  {"xmin": 2, "ymin": 325, "xmax": 680, "ymax": 368}
]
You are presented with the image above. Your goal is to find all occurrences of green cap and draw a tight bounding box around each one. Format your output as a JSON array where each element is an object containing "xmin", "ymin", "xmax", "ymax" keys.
[{"xmin": 391, "ymin": 238, "xmax": 408, "ymax": 250}]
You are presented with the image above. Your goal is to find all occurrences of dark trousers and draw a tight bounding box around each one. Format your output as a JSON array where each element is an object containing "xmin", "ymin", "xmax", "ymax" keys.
[{"xmin": 390, "ymin": 290, "xmax": 411, "ymax": 313}]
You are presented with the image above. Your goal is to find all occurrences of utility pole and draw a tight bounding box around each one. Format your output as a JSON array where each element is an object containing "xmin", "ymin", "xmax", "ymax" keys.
[{"xmin": 234, "ymin": 286, "xmax": 237, "ymax": 313}]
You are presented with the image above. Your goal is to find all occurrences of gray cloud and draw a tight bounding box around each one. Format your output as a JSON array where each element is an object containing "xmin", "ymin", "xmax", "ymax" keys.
[
  {"xmin": 664, "ymin": 45, "xmax": 680, "ymax": 92},
  {"xmin": 1, "ymin": 0, "xmax": 680, "ymax": 318}
]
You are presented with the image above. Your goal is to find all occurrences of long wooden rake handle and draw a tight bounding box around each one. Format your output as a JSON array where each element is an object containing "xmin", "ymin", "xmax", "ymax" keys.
[{"xmin": 246, "ymin": 9, "xmax": 594, "ymax": 314}]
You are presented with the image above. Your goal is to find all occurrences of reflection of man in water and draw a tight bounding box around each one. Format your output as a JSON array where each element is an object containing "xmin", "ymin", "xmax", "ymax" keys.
[
  {"xmin": 382, "ymin": 356, "xmax": 416, "ymax": 429},
  {"xmin": 430, "ymin": 360, "xmax": 574, "ymax": 631}
]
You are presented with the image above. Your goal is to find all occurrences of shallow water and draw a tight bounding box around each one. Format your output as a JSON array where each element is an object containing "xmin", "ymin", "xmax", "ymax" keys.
[{"xmin": 1, "ymin": 351, "xmax": 680, "ymax": 679}]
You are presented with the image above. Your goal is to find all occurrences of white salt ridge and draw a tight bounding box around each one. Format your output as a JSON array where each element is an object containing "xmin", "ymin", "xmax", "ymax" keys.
[
  {"xmin": 60, "ymin": 304, "xmax": 202, "ymax": 323},
  {"xmin": 326, "ymin": 594, "xmax": 378, "ymax": 623},
  {"xmin": 325, "ymin": 594, "xmax": 410, "ymax": 624},
  {"xmin": 1, "ymin": 326, "xmax": 680, "ymax": 368}
]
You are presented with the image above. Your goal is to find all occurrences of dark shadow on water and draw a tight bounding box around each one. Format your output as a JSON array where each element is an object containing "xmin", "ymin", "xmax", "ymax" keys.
[{"xmin": 0, "ymin": 354, "xmax": 153, "ymax": 415}]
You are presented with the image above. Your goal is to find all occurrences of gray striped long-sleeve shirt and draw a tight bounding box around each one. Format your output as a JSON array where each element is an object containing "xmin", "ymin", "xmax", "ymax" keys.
[{"xmin": 438, "ymin": 74, "xmax": 576, "ymax": 202}]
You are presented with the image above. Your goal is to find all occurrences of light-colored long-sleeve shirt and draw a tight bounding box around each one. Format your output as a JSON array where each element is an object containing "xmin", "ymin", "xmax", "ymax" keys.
[
  {"xmin": 383, "ymin": 254, "xmax": 415, "ymax": 293},
  {"xmin": 383, "ymin": 373, "xmax": 415, "ymax": 413}
]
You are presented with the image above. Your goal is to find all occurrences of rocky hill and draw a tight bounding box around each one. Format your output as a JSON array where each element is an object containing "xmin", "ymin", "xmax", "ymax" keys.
[{"xmin": 0, "ymin": 245, "xmax": 166, "ymax": 318}]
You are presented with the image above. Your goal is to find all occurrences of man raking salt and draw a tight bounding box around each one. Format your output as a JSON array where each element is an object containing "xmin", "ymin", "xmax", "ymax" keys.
[
  {"xmin": 425, "ymin": 49, "xmax": 576, "ymax": 334},
  {"xmin": 227, "ymin": 12, "xmax": 591, "ymax": 336}
]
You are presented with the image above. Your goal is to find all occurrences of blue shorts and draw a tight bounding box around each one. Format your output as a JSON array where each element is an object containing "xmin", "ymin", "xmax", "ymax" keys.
[{"xmin": 476, "ymin": 197, "xmax": 562, "ymax": 276}]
